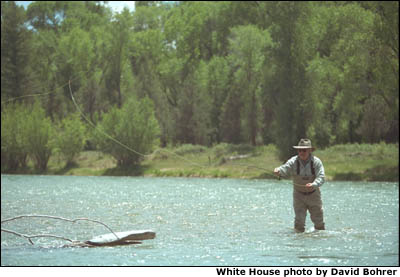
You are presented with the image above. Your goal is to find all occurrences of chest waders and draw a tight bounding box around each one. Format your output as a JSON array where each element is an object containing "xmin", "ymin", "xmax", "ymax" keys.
[
  {"xmin": 293, "ymin": 158, "xmax": 316, "ymax": 193},
  {"xmin": 292, "ymin": 157, "xmax": 325, "ymax": 232}
]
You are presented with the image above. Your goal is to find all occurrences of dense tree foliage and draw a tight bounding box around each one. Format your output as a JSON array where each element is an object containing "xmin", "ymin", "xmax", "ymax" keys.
[
  {"xmin": 1, "ymin": 1, "xmax": 398, "ymax": 167},
  {"xmin": 1, "ymin": 102, "xmax": 30, "ymax": 171},
  {"xmin": 95, "ymin": 96, "xmax": 160, "ymax": 166},
  {"xmin": 55, "ymin": 112, "xmax": 87, "ymax": 165}
]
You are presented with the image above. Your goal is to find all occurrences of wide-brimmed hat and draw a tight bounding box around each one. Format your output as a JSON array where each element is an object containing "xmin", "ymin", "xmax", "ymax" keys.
[{"xmin": 293, "ymin": 139, "xmax": 315, "ymax": 150}]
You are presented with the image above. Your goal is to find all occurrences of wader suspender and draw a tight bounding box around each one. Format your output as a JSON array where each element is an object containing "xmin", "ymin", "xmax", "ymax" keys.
[{"xmin": 296, "ymin": 158, "xmax": 315, "ymax": 175}]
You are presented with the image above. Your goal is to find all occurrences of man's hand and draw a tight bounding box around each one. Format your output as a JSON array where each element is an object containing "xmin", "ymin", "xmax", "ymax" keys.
[
  {"xmin": 305, "ymin": 183, "xmax": 313, "ymax": 187},
  {"xmin": 274, "ymin": 168, "xmax": 280, "ymax": 177}
]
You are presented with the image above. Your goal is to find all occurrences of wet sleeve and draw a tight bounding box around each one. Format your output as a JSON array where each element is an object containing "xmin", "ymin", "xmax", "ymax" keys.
[{"xmin": 312, "ymin": 157, "xmax": 325, "ymax": 187}]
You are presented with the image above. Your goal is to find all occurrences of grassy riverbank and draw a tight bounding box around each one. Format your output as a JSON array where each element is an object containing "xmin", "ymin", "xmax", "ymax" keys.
[{"xmin": 36, "ymin": 142, "xmax": 398, "ymax": 182}]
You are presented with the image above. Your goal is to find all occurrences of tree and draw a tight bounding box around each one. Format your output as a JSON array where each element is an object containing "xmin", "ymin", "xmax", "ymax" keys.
[
  {"xmin": 265, "ymin": 2, "xmax": 311, "ymax": 160},
  {"xmin": 357, "ymin": 95, "xmax": 391, "ymax": 143},
  {"xmin": 25, "ymin": 101, "xmax": 54, "ymax": 172},
  {"xmin": 128, "ymin": 5, "xmax": 172, "ymax": 144},
  {"xmin": 366, "ymin": 1, "xmax": 399, "ymax": 142},
  {"xmin": 30, "ymin": 29, "xmax": 59, "ymax": 119},
  {"xmin": 227, "ymin": 25, "xmax": 273, "ymax": 145},
  {"xmin": 161, "ymin": 2, "xmax": 215, "ymax": 145},
  {"xmin": 1, "ymin": 0, "xmax": 398, "ymax": 174},
  {"xmin": 27, "ymin": 1, "xmax": 112, "ymax": 120},
  {"xmin": 304, "ymin": 3, "xmax": 381, "ymax": 146},
  {"xmin": 203, "ymin": 56, "xmax": 230, "ymax": 143},
  {"xmin": 1, "ymin": 1, "xmax": 32, "ymax": 102},
  {"xmin": 1, "ymin": 103, "xmax": 30, "ymax": 171},
  {"xmin": 96, "ymin": 97, "xmax": 160, "ymax": 167},
  {"xmin": 220, "ymin": 88, "xmax": 243, "ymax": 144},
  {"xmin": 103, "ymin": 8, "xmax": 133, "ymax": 108},
  {"xmin": 26, "ymin": 1, "xmax": 66, "ymax": 32},
  {"xmin": 55, "ymin": 113, "xmax": 87, "ymax": 165}
]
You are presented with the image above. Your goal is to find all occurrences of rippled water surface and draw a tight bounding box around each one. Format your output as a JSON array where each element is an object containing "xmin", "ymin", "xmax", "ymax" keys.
[{"xmin": 1, "ymin": 175, "xmax": 398, "ymax": 266}]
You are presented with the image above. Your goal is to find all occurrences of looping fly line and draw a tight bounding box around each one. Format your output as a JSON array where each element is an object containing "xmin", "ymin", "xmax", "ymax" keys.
[
  {"xmin": 68, "ymin": 80, "xmax": 208, "ymax": 168},
  {"xmin": 1, "ymin": 70, "xmax": 91, "ymax": 105},
  {"xmin": 3, "ymin": 68, "xmax": 276, "ymax": 174},
  {"xmin": 68, "ymin": 80, "xmax": 151, "ymax": 159}
]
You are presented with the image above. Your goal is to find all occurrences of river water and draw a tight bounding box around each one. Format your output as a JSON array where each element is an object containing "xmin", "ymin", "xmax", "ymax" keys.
[{"xmin": 1, "ymin": 175, "xmax": 398, "ymax": 266}]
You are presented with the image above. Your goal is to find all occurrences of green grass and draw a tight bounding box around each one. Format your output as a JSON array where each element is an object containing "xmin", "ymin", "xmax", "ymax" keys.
[
  {"xmin": 4, "ymin": 143, "xmax": 399, "ymax": 182},
  {"xmin": 315, "ymin": 142, "xmax": 398, "ymax": 181},
  {"xmin": 140, "ymin": 144, "xmax": 281, "ymax": 179}
]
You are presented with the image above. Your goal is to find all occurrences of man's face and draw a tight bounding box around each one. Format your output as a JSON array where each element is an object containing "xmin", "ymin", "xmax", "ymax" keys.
[{"xmin": 297, "ymin": 149, "xmax": 311, "ymax": 161}]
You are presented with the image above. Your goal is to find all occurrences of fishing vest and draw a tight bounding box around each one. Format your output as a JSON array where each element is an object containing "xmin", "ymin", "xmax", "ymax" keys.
[{"xmin": 293, "ymin": 157, "xmax": 316, "ymax": 193}]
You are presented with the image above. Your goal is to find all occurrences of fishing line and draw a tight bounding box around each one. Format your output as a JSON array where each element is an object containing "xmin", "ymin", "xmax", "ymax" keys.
[
  {"xmin": 1, "ymin": 65, "xmax": 146, "ymax": 160},
  {"xmin": 1, "ymin": 69, "xmax": 92, "ymax": 105},
  {"xmin": 68, "ymin": 80, "xmax": 151, "ymax": 159},
  {"xmin": 222, "ymin": 161, "xmax": 280, "ymax": 179},
  {"xmin": 68, "ymin": 80, "xmax": 208, "ymax": 168},
  {"xmin": 2, "ymin": 67, "xmax": 277, "ymax": 175},
  {"xmin": 68, "ymin": 80, "xmax": 277, "ymax": 175}
]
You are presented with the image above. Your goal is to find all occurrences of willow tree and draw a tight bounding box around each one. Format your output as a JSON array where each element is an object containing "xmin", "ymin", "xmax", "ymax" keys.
[
  {"xmin": 1, "ymin": 1, "xmax": 32, "ymax": 102},
  {"xmin": 95, "ymin": 97, "xmax": 160, "ymax": 167},
  {"xmin": 226, "ymin": 25, "xmax": 273, "ymax": 146},
  {"xmin": 265, "ymin": 2, "xmax": 311, "ymax": 160},
  {"xmin": 304, "ymin": 2, "xmax": 385, "ymax": 145}
]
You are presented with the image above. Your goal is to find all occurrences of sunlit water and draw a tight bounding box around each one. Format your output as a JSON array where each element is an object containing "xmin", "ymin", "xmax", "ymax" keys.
[{"xmin": 1, "ymin": 175, "xmax": 398, "ymax": 266}]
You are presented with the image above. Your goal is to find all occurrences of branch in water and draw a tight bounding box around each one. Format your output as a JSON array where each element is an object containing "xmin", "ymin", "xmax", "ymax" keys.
[
  {"xmin": 1, "ymin": 228, "xmax": 76, "ymax": 245},
  {"xmin": 1, "ymin": 214, "xmax": 119, "ymax": 241}
]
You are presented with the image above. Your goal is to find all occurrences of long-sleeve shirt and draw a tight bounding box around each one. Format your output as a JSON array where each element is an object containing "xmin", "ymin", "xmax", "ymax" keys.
[{"xmin": 277, "ymin": 154, "xmax": 325, "ymax": 188}]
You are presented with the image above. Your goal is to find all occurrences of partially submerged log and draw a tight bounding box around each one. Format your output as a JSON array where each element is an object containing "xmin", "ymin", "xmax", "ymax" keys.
[
  {"xmin": 84, "ymin": 230, "xmax": 156, "ymax": 247},
  {"xmin": 1, "ymin": 215, "xmax": 156, "ymax": 247}
]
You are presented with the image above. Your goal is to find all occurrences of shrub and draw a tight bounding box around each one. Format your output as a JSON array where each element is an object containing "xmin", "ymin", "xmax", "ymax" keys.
[
  {"xmin": 55, "ymin": 113, "xmax": 87, "ymax": 166},
  {"xmin": 95, "ymin": 97, "xmax": 160, "ymax": 167},
  {"xmin": 1, "ymin": 103, "xmax": 30, "ymax": 171},
  {"xmin": 174, "ymin": 144, "xmax": 207, "ymax": 156},
  {"xmin": 25, "ymin": 101, "xmax": 54, "ymax": 172},
  {"xmin": 212, "ymin": 143, "xmax": 231, "ymax": 158},
  {"xmin": 212, "ymin": 143, "xmax": 255, "ymax": 158}
]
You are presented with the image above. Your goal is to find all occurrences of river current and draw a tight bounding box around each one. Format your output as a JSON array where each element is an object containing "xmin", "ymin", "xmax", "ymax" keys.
[{"xmin": 1, "ymin": 175, "xmax": 398, "ymax": 266}]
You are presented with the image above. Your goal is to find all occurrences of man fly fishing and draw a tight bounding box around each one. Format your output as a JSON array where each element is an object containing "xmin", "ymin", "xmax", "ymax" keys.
[{"xmin": 274, "ymin": 139, "xmax": 326, "ymax": 233}]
